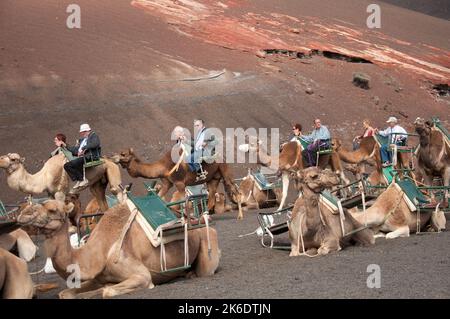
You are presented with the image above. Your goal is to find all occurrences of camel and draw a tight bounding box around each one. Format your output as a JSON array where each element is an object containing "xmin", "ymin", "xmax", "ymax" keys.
[
  {"xmin": 335, "ymin": 136, "xmax": 414, "ymax": 185},
  {"xmin": 0, "ymin": 229, "xmax": 37, "ymax": 262},
  {"xmin": 0, "ymin": 152, "xmax": 123, "ymax": 212},
  {"xmin": 333, "ymin": 137, "xmax": 380, "ymax": 166},
  {"xmin": 0, "ymin": 247, "xmax": 34, "ymax": 299},
  {"xmin": 288, "ymin": 167, "xmax": 375, "ymax": 257},
  {"xmin": 17, "ymin": 196, "xmax": 220, "ymax": 299},
  {"xmin": 414, "ymin": 118, "xmax": 450, "ymax": 191},
  {"xmin": 236, "ymin": 170, "xmax": 282, "ymax": 210},
  {"xmin": 349, "ymin": 181, "xmax": 446, "ymax": 238},
  {"xmin": 238, "ymin": 138, "xmax": 349, "ymax": 210},
  {"xmin": 111, "ymin": 148, "xmax": 243, "ymax": 219}
]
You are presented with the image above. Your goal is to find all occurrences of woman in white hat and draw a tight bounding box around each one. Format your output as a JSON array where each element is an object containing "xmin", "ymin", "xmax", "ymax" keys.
[
  {"xmin": 375, "ymin": 116, "xmax": 408, "ymax": 167},
  {"xmin": 63, "ymin": 123, "xmax": 102, "ymax": 190}
]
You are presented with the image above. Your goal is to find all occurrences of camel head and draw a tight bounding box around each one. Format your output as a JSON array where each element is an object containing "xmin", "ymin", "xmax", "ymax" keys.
[
  {"xmin": 295, "ymin": 167, "xmax": 340, "ymax": 193},
  {"xmin": 0, "ymin": 153, "xmax": 25, "ymax": 172},
  {"xmin": 331, "ymin": 138, "xmax": 341, "ymax": 151},
  {"xmin": 111, "ymin": 148, "xmax": 136, "ymax": 168},
  {"xmin": 17, "ymin": 194, "xmax": 74, "ymax": 235},
  {"xmin": 414, "ymin": 117, "xmax": 433, "ymax": 136}
]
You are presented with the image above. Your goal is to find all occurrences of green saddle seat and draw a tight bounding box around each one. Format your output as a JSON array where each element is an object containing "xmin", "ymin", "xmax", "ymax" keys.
[
  {"xmin": 320, "ymin": 190, "xmax": 338, "ymax": 210},
  {"xmin": 397, "ymin": 179, "xmax": 430, "ymax": 206},
  {"xmin": 293, "ymin": 137, "xmax": 310, "ymax": 150},
  {"xmin": 59, "ymin": 147, "xmax": 76, "ymax": 161},
  {"xmin": 128, "ymin": 192, "xmax": 178, "ymax": 230},
  {"xmin": 252, "ymin": 171, "xmax": 281, "ymax": 191},
  {"xmin": 433, "ymin": 118, "xmax": 450, "ymax": 141},
  {"xmin": 84, "ymin": 158, "xmax": 105, "ymax": 168},
  {"xmin": 382, "ymin": 165, "xmax": 395, "ymax": 184},
  {"xmin": 374, "ymin": 134, "xmax": 389, "ymax": 146}
]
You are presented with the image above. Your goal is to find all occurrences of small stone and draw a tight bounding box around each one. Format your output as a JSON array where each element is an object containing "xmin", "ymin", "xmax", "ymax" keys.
[
  {"xmin": 352, "ymin": 72, "xmax": 370, "ymax": 89},
  {"xmin": 306, "ymin": 87, "xmax": 314, "ymax": 95},
  {"xmin": 373, "ymin": 96, "xmax": 380, "ymax": 105},
  {"xmin": 289, "ymin": 28, "xmax": 300, "ymax": 34}
]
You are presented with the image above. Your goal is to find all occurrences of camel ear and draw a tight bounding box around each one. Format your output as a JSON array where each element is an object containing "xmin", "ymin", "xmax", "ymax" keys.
[
  {"xmin": 296, "ymin": 170, "xmax": 305, "ymax": 182},
  {"xmin": 129, "ymin": 148, "xmax": 134, "ymax": 154},
  {"xmin": 64, "ymin": 202, "xmax": 75, "ymax": 215},
  {"xmin": 20, "ymin": 157, "xmax": 25, "ymax": 163}
]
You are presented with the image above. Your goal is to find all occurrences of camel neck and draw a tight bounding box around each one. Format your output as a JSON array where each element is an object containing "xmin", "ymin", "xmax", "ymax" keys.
[
  {"xmin": 128, "ymin": 157, "xmax": 166, "ymax": 178},
  {"xmin": 46, "ymin": 220, "xmax": 104, "ymax": 281},
  {"xmin": 419, "ymin": 132, "xmax": 430, "ymax": 147},
  {"xmin": 45, "ymin": 221, "xmax": 75, "ymax": 279},
  {"xmin": 302, "ymin": 187, "xmax": 324, "ymax": 229}
]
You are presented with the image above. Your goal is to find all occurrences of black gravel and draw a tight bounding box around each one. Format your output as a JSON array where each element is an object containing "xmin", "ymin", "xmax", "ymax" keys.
[{"xmin": 30, "ymin": 210, "xmax": 450, "ymax": 299}]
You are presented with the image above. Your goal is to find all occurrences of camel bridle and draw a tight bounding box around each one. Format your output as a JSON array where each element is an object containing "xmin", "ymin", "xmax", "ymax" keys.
[{"xmin": 4, "ymin": 156, "xmax": 22, "ymax": 175}]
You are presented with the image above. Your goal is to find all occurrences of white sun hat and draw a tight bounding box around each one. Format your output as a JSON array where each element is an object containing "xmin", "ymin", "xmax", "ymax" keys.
[
  {"xmin": 386, "ymin": 116, "xmax": 398, "ymax": 123},
  {"xmin": 79, "ymin": 123, "xmax": 91, "ymax": 132}
]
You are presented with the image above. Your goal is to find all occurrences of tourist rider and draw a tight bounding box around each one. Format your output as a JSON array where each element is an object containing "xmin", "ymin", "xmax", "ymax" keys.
[
  {"xmin": 63, "ymin": 124, "xmax": 102, "ymax": 190},
  {"xmin": 375, "ymin": 116, "xmax": 407, "ymax": 167},
  {"xmin": 301, "ymin": 119, "xmax": 331, "ymax": 167}
]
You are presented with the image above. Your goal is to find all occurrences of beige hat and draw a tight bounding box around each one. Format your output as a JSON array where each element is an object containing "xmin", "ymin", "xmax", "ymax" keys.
[
  {"xmin": 386, "ymin": 116, "xmax": 398, "ymax": 123},
  {"xmin": 79, "ymin": 123, "xmax": 91, "ymax": 132}
]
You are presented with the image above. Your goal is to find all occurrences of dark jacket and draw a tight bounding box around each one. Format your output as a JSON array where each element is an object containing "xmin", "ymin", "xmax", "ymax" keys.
[{"xmin": 67, "ymin": 131, "xmax": 101, "ymax": 161}]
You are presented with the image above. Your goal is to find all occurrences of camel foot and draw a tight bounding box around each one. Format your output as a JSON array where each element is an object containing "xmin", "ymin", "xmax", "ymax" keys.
[
  {"xmin": 59, "ymin": 289, "xmax": 76, "ymax": 299},
  {"xmin": 185, "ymin": 271, "xmax": 197, "ymax": 279},
  {"xmin": 374, "ymin": 233, "xmax": 386, "ymax": 239},
  {"xmin": 289, "ymin": 250, "xmax": 300, "ymax": 257},
  {"xmin": 386, "ymin": 226, "xmax": 410, "ymax": 239},
  {"xmin": 317, "ymin": 246, "xmax": 330, "ymax": 255},
  {"xmin": 44, "ymin": 257, "xmax": 57, "ymax": 274}
]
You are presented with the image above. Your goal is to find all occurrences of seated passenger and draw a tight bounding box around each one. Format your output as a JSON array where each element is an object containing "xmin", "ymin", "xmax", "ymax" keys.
[
  {"xmin": 63, "ymin": 124, "xmax": 101, "ymax": 190},
  {"xmin": 375, "ymin": 116, "xmax": 407, "ymax": 167},
  {"xmin": 301, "ymin": 118, "xmax": 331, "ymax": 167}
]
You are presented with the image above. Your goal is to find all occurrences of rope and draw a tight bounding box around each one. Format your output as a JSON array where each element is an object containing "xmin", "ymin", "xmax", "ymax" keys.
[
  {"xmin": 160, "ymin": 230, "xmax": 167, "ymax": 272},
  {"xmin": 296, "ymin": 213, "xmax": 320, "ymax": 258},
  {"xmin": 238, "ymin": 229, "xmax": 259, "ymax": 238},
  {"xmin": 168, "ymin": 144, "xmax": 187, "ymax": 175},
  {"xmin": 29, "ymin": 266, "xmax": 45, "ymax": 276},
  {"xmin": 392, "ymin": 144, "xmax": 398, "ymax": 167},
  {"xmin": 362, "ymin": 189, "xmax": 367, "ymax": 226},
  {"xmin": 184, "ymin": 222, "xmax": 189, "ymax": 267},
  {"xmin": 112, "ymin": 205, "xmax": 138, "ymax": 263},
  {"xmin": 203, "ymin": 211, "xmax": 212, "ymax": 259},
  {"xmin": 337, "ymin": 200, "xmax": 346, "ymax": 237}
]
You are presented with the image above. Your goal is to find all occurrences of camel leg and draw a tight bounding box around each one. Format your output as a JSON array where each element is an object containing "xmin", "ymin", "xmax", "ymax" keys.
[
  {"xmin": 318, "ymin": 237, "xmax": 341, "ymax": 255},
  {"xmin": 105, "ymin": 161, "xmax": 122, "ymax": 196},
  {"xmin": 158, "ymin": 179, "xmax": 173, "ymax": 201},
  {"xmin": 102, "ymin": 272, "xmax": 153, "ymax": 299},
  {"xmin": 278, "ymin": 171, "xmax": 290, "ymax": 211},
  {"xmin": 221, "ymin": 177, "xmax": 243, "ymax": 220},
  {"xmin": 206, "ymin": 179, "xmax": 220, "ymax": 214},
  {"xmin": 385, "ymin": 225, "xmax": 410, "ymax": 239},
  {"xmin": 58, "ymin": 279, "xmax": 104, "ymax": 299},
  {"xmin": 90, "ymin": 181, "xmax": 108, "ymax": 212},
  {"xmin": 193, "ymin": 228, "xmax": 220, "ymax": 277}
]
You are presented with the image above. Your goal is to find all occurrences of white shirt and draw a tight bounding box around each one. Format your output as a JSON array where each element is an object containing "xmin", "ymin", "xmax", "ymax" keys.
[
  {"xmin": 379, "ymin": 125, "xmax": 407, "ymax": 143},
  {"xmin": 194, "ymin": 128, "xmax": 206, "ymax": 151},
  {"xmin": 78, "ymin": 138, "xmax": 88, "ymax": 154}
]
